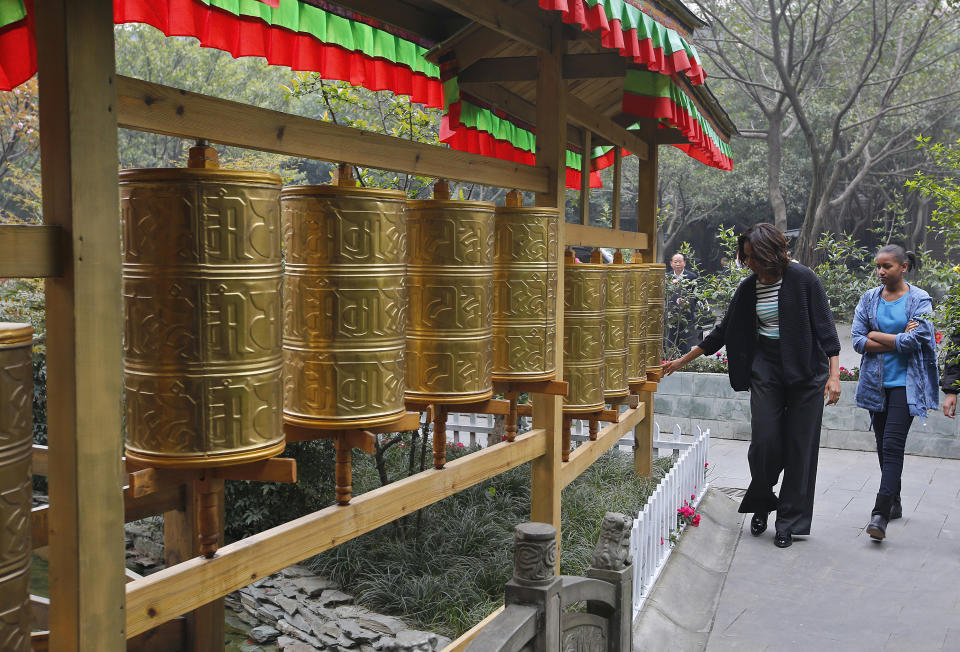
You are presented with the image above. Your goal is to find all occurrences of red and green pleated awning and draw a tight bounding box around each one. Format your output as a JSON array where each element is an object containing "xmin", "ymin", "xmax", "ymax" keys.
[
  {"xmin": 622, "ymin": 68, "xmax": 732, "ymax": 170},
  {"xmin": 539, "ymin": 0, "xmax": 706, "ymax": 85},
  {"xmin": 0, "ymin": 0, "xmax": 443, "ymax": 107}
]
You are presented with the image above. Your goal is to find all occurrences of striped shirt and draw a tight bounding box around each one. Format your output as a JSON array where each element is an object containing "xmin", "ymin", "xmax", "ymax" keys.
[{"xmin": 756, "ymin": 278, "xmax": 782, "ymax": 339}]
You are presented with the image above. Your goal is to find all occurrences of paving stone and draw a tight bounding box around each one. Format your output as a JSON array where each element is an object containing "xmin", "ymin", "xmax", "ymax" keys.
[
  {"xmin": 249, "ymin": 625, "xmax": 280, "ymax": 643},
  {"xmin": 295, "ymin": 577, "xmax": 340, "ymax": 596},
  {"xmin": 338, "ymin": 619, "xmax": 380, "ymax": 643},
  {"xmin": 319, "ymin": 589, "xmax": 354, "ymax": 606}
]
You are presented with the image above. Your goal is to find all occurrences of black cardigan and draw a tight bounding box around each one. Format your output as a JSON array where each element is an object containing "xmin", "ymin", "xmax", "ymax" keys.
[
  {"xmin": 942, "ymin": 333, "xmax": 960, "ymax": 394},
  {"xmin": 699, "ymin": 262, "xmax": 841, "ymax": 391}
]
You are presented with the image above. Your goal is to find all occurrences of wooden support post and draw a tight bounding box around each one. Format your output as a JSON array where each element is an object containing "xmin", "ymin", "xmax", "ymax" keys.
[
  {"xmin": 637, "ymin": 140, "xmax": 659, "ymax": 262},
  {"xmin": 579, "ymin": 130, "xmax": 591, "ymax": 225},
  {"xmin": 164, "ymin": 479, "xmax": 225, "ymax": 650},
  {"xmin": 196, "ymin": 474, "xmax": 224, "ymax": 559},
  {"xmin": 634, "ymin": 390, "xmax": 655, "ymax": 477},
  {"xmin": 433, "ymin": 405, "xmax": 448, "ymax": 469},
  {"xmin": 36, "ymin": 2, "xmax": 126, "ymax": 649},
  {"xmin": 562, "ymin": 415, "xmax": 572, "ymax": 463},
  {"xmin": 335, "ymin": 436, "xmax": 353, "ymax": 506},
  {"xmin": 505, "ymin": 392, "xmax": 519, "ymax": 442},
  {"xmin": 612, "ymin": 146, "xmax": 622, "ymax": 230},
  {"xmin": 531, "ymin": 20, "xmax": 567, "ymax": 570},
  {"xmin": 589, "ymin": 418, "xmax": 599, "ymax": 441}
]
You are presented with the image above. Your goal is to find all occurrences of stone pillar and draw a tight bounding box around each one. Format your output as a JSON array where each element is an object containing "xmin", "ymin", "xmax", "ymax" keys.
[
  {"xmin": 587, "ymin": 512, "xmax": 634, "ymax": 652},
  {"xmin": 504, "ymin": 522, "xmax": 563, "ymax": 652}
]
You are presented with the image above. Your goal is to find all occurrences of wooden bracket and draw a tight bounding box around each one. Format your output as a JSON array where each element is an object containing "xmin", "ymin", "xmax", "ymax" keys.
[
  {"xmin": 629, "ymin": 381, "xmax": 659, "ymax": 393},
  {"xmin": 492, "ymin": 379, "xmax": 568, "ymax": 396},
  {"xmin": 646, "ymin": 368, "xmax": 664, "ymax": 383},
  {"xmin": 284, "ymin": 411, "xmax": 423, "ymax": 443}
]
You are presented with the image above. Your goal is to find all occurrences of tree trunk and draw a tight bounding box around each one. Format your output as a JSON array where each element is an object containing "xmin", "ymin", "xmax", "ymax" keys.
[
  {"xmin": 767, "ymin": 113, "xmax": 788, "ymax": 233},
  {"xmin": 795, "ymin": 165, "xmax": 830, "ymax": 264}
]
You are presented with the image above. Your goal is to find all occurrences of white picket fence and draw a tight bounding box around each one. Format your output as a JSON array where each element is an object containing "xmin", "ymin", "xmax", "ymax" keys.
[
  {"xmin": 630, "ymin": 425, "xmax": 710, "ymax": 617},
  {"xmin": 428, "ymin": 411, "xmax": 691, "ymax": 458}
]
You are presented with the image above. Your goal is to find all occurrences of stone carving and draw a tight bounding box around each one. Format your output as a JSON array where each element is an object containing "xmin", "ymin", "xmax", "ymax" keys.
[
  {"xmin": 512, "ymin": 522, "xmax": 557, "ymax": 585},
  {"xmin": 562, "ymin": 624, "xmax": 606, "ymax": 652},
  {"xmin": 591, "ymin": 512, "xmax": 633, "ymax": 571}
]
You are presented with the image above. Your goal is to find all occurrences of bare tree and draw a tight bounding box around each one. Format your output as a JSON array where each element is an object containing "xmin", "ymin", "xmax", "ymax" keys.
[{"xmin": 695, "ymin": 0, "xmax": 960, "ymax": 262}]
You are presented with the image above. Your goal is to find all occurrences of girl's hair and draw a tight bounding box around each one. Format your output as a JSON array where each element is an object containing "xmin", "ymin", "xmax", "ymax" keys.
[
  {"xmin": 877, "ymin": 244, "xmax": 919, "ymax": 272},
  {"xmin": 737, "ymin": 223, "xmax": 790, "ymax": 275}
]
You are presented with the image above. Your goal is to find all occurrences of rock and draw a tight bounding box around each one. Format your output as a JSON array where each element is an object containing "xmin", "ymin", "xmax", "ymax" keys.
[
  {"xmin": 282, "ymin": 565, "xmax": 315, "ymax": 578},
  {"xmin": 335, "ymin": 605, "xmax": 370, "ymax": 619},
  {"xmin": 301, "ymin": 600, "xmax": 339, "ymax": 621},
  {"xmin": 240, "ymin": 593, "xmax": 259, "ymax": 612},
  {"xmin": 253, "ymin": 577, "xmax": 277, "ymax": 588},
  {"xmin": 294, "ymin": 577, "xmax": 340, "ymax": 596},
  {"xmin": 237, "ymin": 610, "xmax": 260, "ymax": 627},
  {"xmin": 338, "ymin": 619, "xmax": 380, "ymax": 643},
  {"xmin": 280, "ymin": 639, "xmax": 321, "ymax": 652},
  {"xmin": 249, "ymin": 625, "xmax": 280, "ymax": 643},
  {"xmin": 353, "ymin": 613, "xmax": 405, "ymax": 636},
  {"xmin": 393, "ymin": 630, "xmax": 437, "ymax": 652},
  {"xmin": 269, "ymin": 594, "xmax": 300, "ymax": 616},
  {"xmin": 318, "ymin": 589, "xmax": 353, "ymax": 606},
  {"xmin": 277, "ymin": 618, "xmax": 325, "ymax": 648},
  {"xmin": 283, "ymin": 612, "xmax": 313, "ymax": 635},
  {"xmin": 256, "ymin": 603, "xmax": 284, "ymax": 625},
  {"xmin": 372, "ymin": 638, "xmax": 396, "ymax": 651},
  {"xmin": 281, "ymin": 582, "xmax": 301, "ymax": 598},
  {"xmin": 433, "ymin": 635, "xmax": 452, "ymax": 650}
]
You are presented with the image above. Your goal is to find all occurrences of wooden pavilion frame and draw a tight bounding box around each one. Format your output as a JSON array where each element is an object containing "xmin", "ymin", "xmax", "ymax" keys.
[{"xmin": 0, "ymin": 1, "xmax": 734, "ymax": 649}]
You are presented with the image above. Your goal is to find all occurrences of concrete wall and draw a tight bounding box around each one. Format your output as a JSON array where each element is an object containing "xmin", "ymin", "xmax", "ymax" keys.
[{"xmin": 654, "ymin": 372, "xmax": 960, "ymax": 459}]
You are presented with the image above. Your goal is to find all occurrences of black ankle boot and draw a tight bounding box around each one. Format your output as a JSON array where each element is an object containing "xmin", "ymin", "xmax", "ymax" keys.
[
  {"xmin": 866, "ymin": 493, "xmax": 893, "ymax": 541},
  {"xmin": 890, "ymin": 495, "xmax": 902, "ymax": 520}
]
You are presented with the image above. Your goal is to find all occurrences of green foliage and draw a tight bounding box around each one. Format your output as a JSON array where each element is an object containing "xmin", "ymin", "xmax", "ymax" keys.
[
  {"xmin": 812, "ymin": 232, "xmax": 873, "ymax": 323},
  {"xmin": 303, "ymin": 440, "xmax": 668, "ymax": 638}
]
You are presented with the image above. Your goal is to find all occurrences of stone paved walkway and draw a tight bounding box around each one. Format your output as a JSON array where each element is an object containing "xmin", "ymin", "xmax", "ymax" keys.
[{"xmin": 706, "ymin": 438, "xmax": 960, "ymax": 652}]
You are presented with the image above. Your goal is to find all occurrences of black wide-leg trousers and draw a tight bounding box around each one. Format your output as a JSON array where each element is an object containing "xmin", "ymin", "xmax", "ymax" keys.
[{"xmin": 738, "ymin": 337, "xmax": 828, "ymax": 536}]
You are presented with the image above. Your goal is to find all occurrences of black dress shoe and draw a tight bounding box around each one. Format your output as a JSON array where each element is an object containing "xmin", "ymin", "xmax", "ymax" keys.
[
  {"xmin": 774, "ymin": 531, "xmax": 792, "ymax": 548},
  {"xmin": 890, "ymin": 497, "xmax": 902, "ymax": 520},
  {"xmin": 866, "ymin": 513, "xmax": 888, "ymax": 541},
  {"xmin": 750, "ymin": 512, "xmax": 769, "ymax": 537}
]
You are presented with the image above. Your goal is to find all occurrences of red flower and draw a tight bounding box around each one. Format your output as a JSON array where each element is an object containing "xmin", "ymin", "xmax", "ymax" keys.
[
  {"xmin": 936, "ymin": 331, "xmax": 943, "ymax": 344},
  {"xmin": 692, "ymin": 514, "xmax": 701, "ymax": 527}
]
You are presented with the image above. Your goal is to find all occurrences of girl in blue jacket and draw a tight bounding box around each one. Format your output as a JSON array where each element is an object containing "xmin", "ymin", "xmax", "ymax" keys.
[{"xmin": 852, "ymin": 244, "xmax": 939, "ymax": 542}]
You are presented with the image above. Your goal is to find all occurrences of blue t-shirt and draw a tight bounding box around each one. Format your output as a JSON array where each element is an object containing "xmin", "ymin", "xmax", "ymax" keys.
[{"xmin": 877, "ymin": 294, "xmax": 909, "ymax": 388}]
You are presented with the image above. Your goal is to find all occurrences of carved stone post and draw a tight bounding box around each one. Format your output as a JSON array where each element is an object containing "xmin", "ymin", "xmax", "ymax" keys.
[
  {"xmin": 504, "ymin": 522, "xmax": 563, "ymax": 652},
  {"xmin": 587, "ymin": 512, "xmax": 634, "ymax": 652}
]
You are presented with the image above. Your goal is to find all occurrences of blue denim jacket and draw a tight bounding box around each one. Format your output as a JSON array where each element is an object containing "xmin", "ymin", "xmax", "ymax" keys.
[{"xmin": 852, "ymin": 284, "xmax": 940, "ymax": 418}]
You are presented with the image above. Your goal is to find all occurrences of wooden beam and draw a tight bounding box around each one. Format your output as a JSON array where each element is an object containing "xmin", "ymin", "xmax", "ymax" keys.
[
  {"xmin": 0, "ymin": 225, "xmax": 64, "ymax": 278},
  {"xmin": 580, "ymin": 130, "xmax": 591, "ymax": 225},
  {"xmin": 328, "ymin": 0, "xmax": 451, "ymax": 42},
  {"xmin": 427, "ymin": 23, "xmax": 513, "ymax": 69},
  {"xmin": 612, "ymin": 146, "xmax": 622, "ymax": 229},
  {"xmin": 460, "ymin": 53, "xmax": 627, "ymax": 83},
  {"xmin": 124, "ymin": 429, "xmax": 547, "ymax": 637},
  {"xmin": 32, "ymin": 444, "xmax": 48, "ymax": 476},
  {"xmin": 31, "ymin": 595, "xmax": 50, "ymax": 630},
  {"xmin": 561, "ymin": 404, "xmax": 645, "ymax": 488},
  {"xmin": 32, "ymin": 506, "xmax": 48, "ymax": 549},
  {"xmin": 428, "ymin": 0, "xmax": 550, "ymax": 52},
  {"xmin": 564, "ymin": 223, "xmax": 648, "ymax": 250},
  {"xmin": 36, "ymin": 2, "xmax": 126, "ymax": 649},
  {"xmin": 567, "ymin": 95, "xmax": 648, "ymax": 160},
  {"xmin": 446, "ymin": 606, "xmax": 506, "ymax": 651},
  {"xmin": 637, "ymin": 142, "xmax": 659, "ymax": 260},
  {"xmin": 634, "ymin": 391, "xmax": 655, "ymax": 477},
  {"xmin": 531, "ymin": 20, "xmax": 566, "ymax": 572},
  {"xmin": 612, "ymin": 113, "xmax": 688, "ymax": 144},
  {"xmin": 115, "ymin": 76, "xmax": 549, "ymax": 193}
]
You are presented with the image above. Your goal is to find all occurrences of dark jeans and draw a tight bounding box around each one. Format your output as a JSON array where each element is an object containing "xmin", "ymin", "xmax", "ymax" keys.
[
  {"xmin": 739, "ymin": 337, "xmax": 828, "ymax": 536},
  {"xmin": 871, "ymin": 387, "xmax": 913, "ymax": 498}
]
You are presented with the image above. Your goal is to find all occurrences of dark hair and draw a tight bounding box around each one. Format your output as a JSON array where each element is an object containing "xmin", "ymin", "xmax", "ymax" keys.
[
  {"xmin": 877, "ymin": 244, "xmax": 918, "ymax": 272},
  {"xmin": 737, "ymin": 223, "xmax": 789, "ymax": 275}
]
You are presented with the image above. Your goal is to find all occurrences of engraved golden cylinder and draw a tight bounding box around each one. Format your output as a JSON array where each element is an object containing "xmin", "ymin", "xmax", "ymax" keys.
[
  {"xmin": 121, "ymin": 169, "xmax": 284, "ymax": 468},
  {"xmin": 627, "ymin": 261, "xmax": 650, "ymax": 383},
  {"xmin": 0, "ymin": 323, "xmax": 33, "ymax": 652},
  {"xmin": 563, "ymin": 262, "xmax": 607, "ymax": 413},
  {"xmin": 405, "ymin": 200, "xmax": 496, "ymax": 403},
  {"xmin": 492, "ymin": 206, "xmax": 559, "ymax": 382},
  {"xmin": 281, "ymin": 185, "xmax": 407, "ymax": 430},
  {"xmin": 644, "ymin": 264, "xmax": 666, "ymax": 374},
  {"xmin": 603, "ymin": 263, "xmax": 630, "ymax": 399}
]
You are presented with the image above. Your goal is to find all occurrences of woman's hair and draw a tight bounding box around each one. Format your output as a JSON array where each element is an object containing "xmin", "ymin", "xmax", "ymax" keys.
[
  {"xmin": 877, "ymin": 244, "xmax": 919, "ymax": 272},
  {"xmin": 737, "ymin": 223, "xmax": 790, "ymax": 275}
]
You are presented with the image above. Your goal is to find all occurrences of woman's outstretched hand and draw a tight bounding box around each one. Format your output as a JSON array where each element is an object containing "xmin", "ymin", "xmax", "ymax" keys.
[{"xmin": 663, "ymin": 358, "xmax": 686, "ymax": 376}]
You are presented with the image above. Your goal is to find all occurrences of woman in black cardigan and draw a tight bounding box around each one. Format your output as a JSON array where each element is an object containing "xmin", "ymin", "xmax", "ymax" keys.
[{"xmin": 664, "ymin": 224, "xmax": 842, "ymax": 548}]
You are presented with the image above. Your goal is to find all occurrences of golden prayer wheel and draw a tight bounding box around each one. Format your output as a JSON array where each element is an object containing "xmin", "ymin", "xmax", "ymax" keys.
[
  {"xmin": 644, "ymin": 264, "xmax": 666, "ymax": 375},
  {"xmin": 121, "ymin": 168, "xmax": 285, "ymax": 468},
  {"xmin": 603, "ymin": 260, "xmax": 630, "ymax": 399},
  {"xmin": 0, "ymin": 323, "xmax": 32, "ymax": 652},
  {"xmin": 405, "ymin": 198, "xmax": 496, "ymax": 403},
  {"xmin": 281, "ymin": 185, "xmax": 408, "ymax": 429},
  {"xmin": 627, "ymin": 259, "xmax": 649, "ymax": 384},
  {"xmin": 492, "ymin": 206, "xmax": 559, "ymax": 381},
  {"xmin": 563, "ymin": 257, "xmax": 607, "ymax": 413}
]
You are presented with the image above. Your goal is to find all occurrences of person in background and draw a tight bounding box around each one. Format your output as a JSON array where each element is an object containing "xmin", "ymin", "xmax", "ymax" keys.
[
  {"xmin": 664, "ymin": 223, "xmax": 841, "ymax": 548},
  {"xmin": 851, "ymin": 245, "xmax": 939, "ymax": 542},
  {"xmin": 943, "ymin": 331, "xmax": 959, "ymax": 418},
  {"xmin": 665, "ymin": 252, "xmax": 699, "ymax": 355}
]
